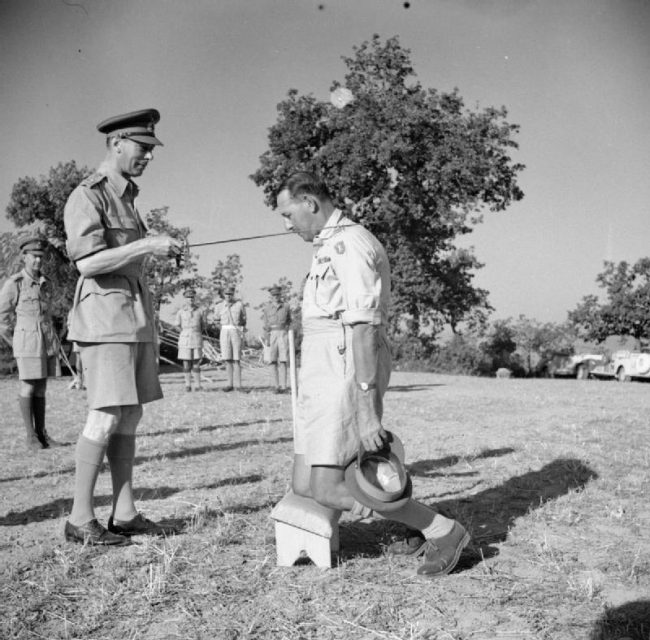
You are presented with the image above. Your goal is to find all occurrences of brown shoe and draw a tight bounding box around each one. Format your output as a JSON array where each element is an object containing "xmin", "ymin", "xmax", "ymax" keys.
[
  {"xmin": 107, "ymin": 513, "xmax": 173, "ymax": 537},
  {"xmin": 64, "ymin": 519, "xmax": 131, "ymax": 546},
  {"xmin": 416, "ymin": 522, "xmax": 470, "ymax": 577}
]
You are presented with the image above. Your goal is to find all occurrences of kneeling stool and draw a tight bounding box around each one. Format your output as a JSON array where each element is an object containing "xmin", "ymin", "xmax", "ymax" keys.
[{"xmin": 270, "ymin": 493, "xmax": 341, "ymax": 568}]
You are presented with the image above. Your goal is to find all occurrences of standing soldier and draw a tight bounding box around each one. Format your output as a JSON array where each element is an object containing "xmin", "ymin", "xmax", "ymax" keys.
[
  {"xmin": 262, "ymin": 285, "xmax": 292, "ymax": 393},
  {"xmin": 214, "ymin": 286, "xmax": 247, "ymax": 391},
  {"xmin": 175, "ymin": 288, "xmax": 205, "ymax": 392},
  {"xmin": 63, "ymin": 108, "xmax": 184, "ymax": 545},
  {"xmin": 0, "ymin": 236, "xmax": 62, "ymax": 450}
]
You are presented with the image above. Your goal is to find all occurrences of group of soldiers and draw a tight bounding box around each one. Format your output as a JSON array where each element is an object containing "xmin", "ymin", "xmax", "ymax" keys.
[
  {"xmin": 0, "ymin": 108, "xmax": 469, "ymax": 577},
  {"xmin": 174, "ymin": 283, "xmax": 291, "ymax": 393}
]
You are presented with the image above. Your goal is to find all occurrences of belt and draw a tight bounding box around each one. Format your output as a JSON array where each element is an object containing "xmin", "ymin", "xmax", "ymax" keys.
[{"xmin": 269, "ymin": 325, "xmax": 288, "ymax": 330}]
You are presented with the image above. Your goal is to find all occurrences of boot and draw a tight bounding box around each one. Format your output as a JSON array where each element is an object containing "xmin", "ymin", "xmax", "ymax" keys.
[
  {"xmin": 33, "ymin": 397, "xmax": 62, "ymax": 447},
  {"xmin": 19, "ymin": 396, "xmax": 42, "ymax": 451}
]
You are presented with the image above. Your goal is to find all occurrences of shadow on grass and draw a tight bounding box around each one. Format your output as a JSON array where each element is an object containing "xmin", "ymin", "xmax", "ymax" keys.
[
  {"xmin": 143, "ymin": 417, "xmax": 286, "ymax": 437},
  {"xmin": 407, "ymin": 447, "xmax": 515, "ymax": 478},
  {"xmin": 0, "ymin": 436, "xmax": 292, "ymax": 484},
  {"xmin": 338, "ymin": 457, "xmax": 597, "ymax": 569},
  {"xmin": 590, "ymin": 600, "xmax": 650, "ymax": 640},
  {"xmin": 387, "ymin": 383, "xmax": 446, "ymax": 393},
  {"xmin": 0, "ymin": 474, "xmax": 265, "ymax": 526}
]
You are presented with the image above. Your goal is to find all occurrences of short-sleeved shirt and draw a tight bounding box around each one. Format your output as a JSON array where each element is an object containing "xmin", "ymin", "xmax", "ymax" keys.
[
  {"xmin": 214, "ymin": 299, "xmax": 246, "ymax": 328},
  {"xmin": 0, "ymin": 270, "xmax": 60, "ymax": 357},
  {"xmin": 176, "ymin": 305, "xmax": 205, "ymax": 350},
  {"xmin": 303, "ymin": 209, "xmax": 390, "ymax": 326},
  {"xmin": 262, "ymin": 301, "xmax": 291, "ymax": 332},
  {"xmin": 64, "ymin": 163, "xmax": 155, "ymax": 343}
]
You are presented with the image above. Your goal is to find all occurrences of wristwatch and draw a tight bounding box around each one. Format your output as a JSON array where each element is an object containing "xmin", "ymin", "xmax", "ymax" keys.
[{"xmin": 358, "ymin": 382, "xmax": 376, "ymax": 392}]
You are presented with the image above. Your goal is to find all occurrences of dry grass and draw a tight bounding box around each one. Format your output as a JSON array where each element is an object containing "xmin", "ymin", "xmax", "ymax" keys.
[{"xmin": 1, "ymin": 366, "xmax": 649, "ymax": 639}]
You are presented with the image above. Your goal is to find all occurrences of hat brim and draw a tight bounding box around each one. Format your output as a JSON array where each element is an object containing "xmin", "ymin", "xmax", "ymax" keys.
[
  {"xmin": 127, "ymin": 133, "xmax": 164, "ymax": 146},
  {"xmin": 344, "ymin": 432, "xmax": 412, "ymax": 512}
]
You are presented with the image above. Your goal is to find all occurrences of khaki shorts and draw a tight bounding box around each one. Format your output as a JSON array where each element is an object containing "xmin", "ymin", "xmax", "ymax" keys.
[
  {"xmin": 220, "ymin": 326, "xmax": 242, "ymax": 361},
  {"xmin": 17, "ymin": 355, "xmax": 60, "ymax": 380},
  {"xmin": 268, "ymin": 329, "xmax": 289, "ymax": 363},
  {"xmin": 295, "ymin": 320, "xmax": 391, "ymax": 466},
  {"xmin": 178, "ymin": 346, "xmax": 203, "ymax": 361},
  {"xmin": 78, "ymin": 342, "xmax": 163, "ymax": 409}
]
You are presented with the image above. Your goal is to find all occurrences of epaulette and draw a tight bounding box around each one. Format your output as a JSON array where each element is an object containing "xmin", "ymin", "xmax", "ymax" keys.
[{"xmin": 80, "ymin": 172, "xmax": 107, "ymax": 189}]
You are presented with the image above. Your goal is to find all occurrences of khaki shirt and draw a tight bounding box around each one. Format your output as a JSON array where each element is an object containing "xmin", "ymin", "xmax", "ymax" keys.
[
  {"xmin": 175, "ymin": 305, "xmax": 205, "ymax": 349},
  {"xmin": 262, "ymin": 301, "xmax": 291, "ymax": 332},
  {"xmin": 0, "ymin": 270, "xmax": 59, "ymax": 357},
  {"xmin": 64, "ymin": 163, "xmax": 154, "ymax": 343},
  {"xmin": 303, "ymin": 210, "xmax": 390, "ymax": 325},
  {"xmin": 214, "ymin": 299, "xmax": 246, "ymax": 328}
]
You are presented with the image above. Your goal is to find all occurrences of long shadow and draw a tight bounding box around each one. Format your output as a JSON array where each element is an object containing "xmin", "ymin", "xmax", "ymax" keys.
[
  {"xmin": 144, "ymin": 417, "xmax": 286, "ymax": 438},
  {"xmin": 0, "ymin": 436, "xmax": 293, "ymax": 484},
  {"xmin": 387, "ymin": 383, "xmax": 446, "ymax": 392},
  {"xmin": 0, "ymin": 474, "xmax": 264, "ymax": 526},
  {"xmin": 337, "ymin": 457, "xmax": 597, "ymax": 566},
  {"xmin": 590, "ymin": 600, "xmax": 650, "ymax": 640},
  {"xmin": 407, "ymin": 447, "xmax": 515, "ymax": 478}
]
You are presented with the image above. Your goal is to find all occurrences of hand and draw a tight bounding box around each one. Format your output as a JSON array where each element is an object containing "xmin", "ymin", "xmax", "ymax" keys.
[
  {"xmin": 146, "ymin": 234, "xmax": 184, "ymax": 259},
  {"xmin": 357, "ymin": 389, "xmax": 386, "ymax": 452}
]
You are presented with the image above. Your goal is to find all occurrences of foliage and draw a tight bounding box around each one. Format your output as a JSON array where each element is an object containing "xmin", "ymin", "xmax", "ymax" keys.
[
  {"xmin": 569, "ymin": 258, "xmax": 650, "ymax": 345},
  {"xmin": 251, "ymin": 35, "xmax": 524, "ymax": 342},
  {"xmin": 145, "ymin": 206, "xmax": 204, "ymax": 313},
  {"xmin": 208, "ymin": 254, "xmax": 243, "ymax": 299},
  {"xmin": 427, "ymin": 333, "xmax": 492, "ymax": 376}
]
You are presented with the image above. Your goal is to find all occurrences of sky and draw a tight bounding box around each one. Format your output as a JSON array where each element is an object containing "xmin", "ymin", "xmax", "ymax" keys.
[{"xmin": 1, "ymin": 0, "xmax": 649, "ymax": 336}]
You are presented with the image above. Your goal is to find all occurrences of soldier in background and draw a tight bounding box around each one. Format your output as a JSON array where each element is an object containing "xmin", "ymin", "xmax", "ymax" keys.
[
  {"xmin": 214, "ymin": 286, "xmax": 247, "ymax": 391},
  {"xmin": 0, "ymin": 236, "xmax": 62, "ymax": 450},
  {"xmin": 175, "ymin": 288, "xmax": 205, "ymax": 391},
  {"xmin": 262, "ymin": 285, "xmax": 291, "ymax": 393}
]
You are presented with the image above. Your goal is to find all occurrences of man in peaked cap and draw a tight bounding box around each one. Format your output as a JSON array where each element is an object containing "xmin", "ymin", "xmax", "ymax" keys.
[
  {"xmin": 272, "ymin": 171, "xmax": 470, "ymax": 577},
  {"xmin": 62, "ymin": 109, "xmax": 184, "ymax": 546},
  {"xmin": 0, "ymin": 235, "xmax": 62, "ymax": 451},
  {"xmin": 175, "ymin": 288, "xmax": 206, "ymax": 392},
  {"xmin": 213, "ymin": 285, "xmax": 247, "ymax": 392},
  {"xmin": 261, "ymin": 285, "xmax": 292, "ymax": 393}
]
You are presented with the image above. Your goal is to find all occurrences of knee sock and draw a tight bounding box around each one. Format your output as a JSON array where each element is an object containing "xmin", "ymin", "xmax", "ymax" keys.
[
  {"xmin": 69, "ymin": 436, "xmax": 107, "ymax": 525},
  {"xmin": 184, "ymin": 372, "xmax": 191, "ymax": 388},
  {"xmin": 375, "ymin": 499, "xmax": 455, "ymax": 539},
  {"xmin": 193, "ymin": 369, "xmax": 201, "ymax": 388},
  {"xmin": 19, "ymin": 396, "xmax": 35, "ymax": 440},
  {"xmin": 33, "ymin": 396, "xmax": 46, "ymax": 440},
  {"xmin": 106, "ymin": 433, "xmax": 137, "ymax": 522}
]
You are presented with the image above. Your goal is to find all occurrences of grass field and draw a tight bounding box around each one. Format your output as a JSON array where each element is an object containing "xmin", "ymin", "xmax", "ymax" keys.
[{"xmin": 1, "ymin": 366, "xmax": 649, "ymax": 640}]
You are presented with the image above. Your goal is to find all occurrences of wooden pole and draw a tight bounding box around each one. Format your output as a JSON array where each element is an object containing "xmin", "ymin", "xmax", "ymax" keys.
[{"xmin": 288, "ymin": 328, "xmax": 297, "ymax": 440}]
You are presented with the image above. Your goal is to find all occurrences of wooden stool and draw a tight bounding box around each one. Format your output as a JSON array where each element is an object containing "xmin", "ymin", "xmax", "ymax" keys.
[{"xmin": 270, "ymin": 493, "xmax": 341, "ymax": 568}]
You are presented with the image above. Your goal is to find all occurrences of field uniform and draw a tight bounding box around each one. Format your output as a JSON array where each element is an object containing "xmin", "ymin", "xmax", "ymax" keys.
[
  {"xmin": 176, "ymin": 305, "xmax": 205, "ymax": 361},
  {"xmin": 215, "ymin": 298, "xmax": 246, "ymax": 360},
  {"xmin": 0, "ymin": 269, "xmax": 60, "ymax": 379},
  {"xmin": 262, "ymin": 300, "xmax": 291, "ymax": 363},
  {"xmin": 64, "ymin": 162, "xmax": 162, "ymax": 409},
  {"xmin": 296, "ymin": 209, "xmax": 392, "ymax": 466}
]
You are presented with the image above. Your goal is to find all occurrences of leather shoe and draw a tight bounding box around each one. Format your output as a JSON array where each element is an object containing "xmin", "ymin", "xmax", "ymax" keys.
[
  {"xmin": 107, "ymin": 513, "xmax": 172, "ymax": 537},
  {"xmin": 64, "ymin": 519, "xmax": 131, "ymax": 546},
  {"xmin": 416, "ymin": 522, "xmax": 470, "ymax": 577},
  {"xmin": 223, "ymin": 386, "xmax": 234, "ymax": 392}
]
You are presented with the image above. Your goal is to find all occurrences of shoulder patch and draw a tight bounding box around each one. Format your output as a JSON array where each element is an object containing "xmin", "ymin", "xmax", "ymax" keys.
[
  {"xmin": 80, "ymin": 172, "xmax": 106, "ymax": 189},
  {"xmin": 334, "ymin": 241, "xmax": 346, "ymax": 254}
]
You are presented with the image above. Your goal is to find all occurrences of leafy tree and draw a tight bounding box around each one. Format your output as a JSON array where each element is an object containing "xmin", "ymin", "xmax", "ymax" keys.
[
  {"xmin": 209, "ymin": 254, "xmax": 243, "ymax": 299},
  {"xmin": 251, "ymin": 35, "xmax": 524, "ymax": 342},
  {"xmin": 145, "ymin": 206, "xmax": 203, "ymax": 313},
  {"xmin": 569, "ymin": 258, "xmax": 650, "ymax": 346},
  {"xmin": 480, "ymin": 318, "xmax": 518, "ymax": 372},
  {"xmin": 511, "ymin": 315, "xmax": 575, "ymax": 376}
]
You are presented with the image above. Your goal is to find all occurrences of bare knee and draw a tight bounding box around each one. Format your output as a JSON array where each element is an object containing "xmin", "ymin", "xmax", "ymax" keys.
[{"xmin": 82, "ymin": 407, "xmax": 121, "ymax": 443}]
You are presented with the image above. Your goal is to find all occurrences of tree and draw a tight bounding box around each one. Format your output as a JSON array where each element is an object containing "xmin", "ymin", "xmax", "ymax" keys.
[
  {"xmin": 569, "ymin": 258, "xmax": 650, "ymax": 345},
  {"xmin": 251, "ymin": 35, "xmax": 524, "ymax": 343},
  {"xmin": 145, "ymin": 206, "xmax": 203, "ymax": 313},
  {"xmin": 209, "ymin": 254, "xmax": 243, "ymax": 298}
]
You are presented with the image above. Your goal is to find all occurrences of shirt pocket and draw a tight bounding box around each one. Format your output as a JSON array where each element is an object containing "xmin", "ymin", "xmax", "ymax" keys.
[
  {"xmin": 311, "ymin": 261, "xmax": 339, "ymax": 311},
  {"xmin": 77, "ymin": 275, "xmax": 136, "ymax": 338}
]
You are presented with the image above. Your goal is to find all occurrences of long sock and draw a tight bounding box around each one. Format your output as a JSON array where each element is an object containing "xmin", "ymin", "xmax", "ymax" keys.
[
  {"xmin": 193, "ymin": 369, "xmax": 201, "ymax": 389},
  {"xmin": 33, "ymin": 396, "xmax": 46, "ymax": 443},
  {"xmin": 375, "ymin": 499, "xmax": 455, "ymax": 539},
  {"xmin": 183, "ymin": 372, "xmax": 191, "ymax": 388},
  {"xmin": 234, "ymin": 362, "xmax": 242, "ymax": 388},
  {"xmin": 106, "ymin": 433, "xmax": 137, "ymax": 522},
  {"xmin": 69, "ymin": 436, "xmax": 107, "ymax": 525},
  {"xmin": 19, "ymin": 395, "xmax": 35, "ymax": 434}
]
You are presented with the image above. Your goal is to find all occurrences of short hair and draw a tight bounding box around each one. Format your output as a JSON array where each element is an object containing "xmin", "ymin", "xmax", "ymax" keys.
[{"xmin": 278, "ymin": 171, "xmax": 332, "ymax": 202}]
